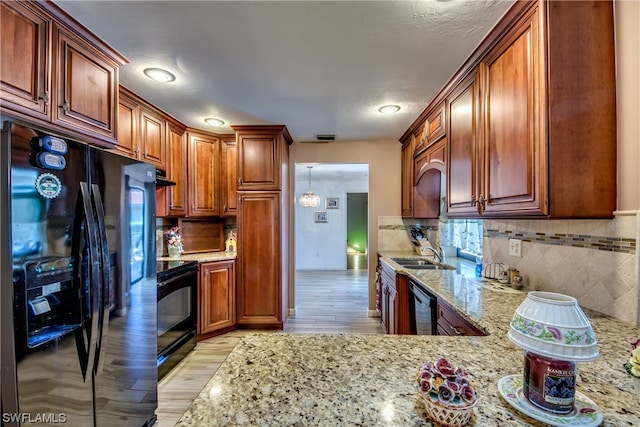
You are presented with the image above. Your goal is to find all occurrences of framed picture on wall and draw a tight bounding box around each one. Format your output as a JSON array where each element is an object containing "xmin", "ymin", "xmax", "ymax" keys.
[
  {"xmin": 326, "ymin": 197, "xmax": 339, "ymax": 209},
  {"xmin": 314, "ymin": 211, "xmax": 328, "ymax": 223}
]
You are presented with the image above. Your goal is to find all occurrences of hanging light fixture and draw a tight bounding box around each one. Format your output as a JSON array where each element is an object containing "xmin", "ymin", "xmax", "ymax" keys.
[{"xmin": 299, "ymin": 166, "xmax": 320, "ymax": 208}]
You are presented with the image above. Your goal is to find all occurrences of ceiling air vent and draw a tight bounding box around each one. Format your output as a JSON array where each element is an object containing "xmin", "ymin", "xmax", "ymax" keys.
[
  {"xmin": 299, "ymin": 134, "xmax": 336, "ymax": 143},
  {"xmin": 316, "ymin": 134, "xmax": 335, "ymax": 142}
]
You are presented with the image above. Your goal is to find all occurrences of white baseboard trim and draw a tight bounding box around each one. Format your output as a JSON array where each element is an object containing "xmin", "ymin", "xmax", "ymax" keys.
[{"xmin": 368, "ymin": 309, "xmax": 381, "ymax": 318}]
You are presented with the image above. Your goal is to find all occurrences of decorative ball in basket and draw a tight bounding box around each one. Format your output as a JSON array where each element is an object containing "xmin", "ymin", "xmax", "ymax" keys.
[{"xmin": 416, "ymin": 357, "xmax": 478, "ymax": 427}]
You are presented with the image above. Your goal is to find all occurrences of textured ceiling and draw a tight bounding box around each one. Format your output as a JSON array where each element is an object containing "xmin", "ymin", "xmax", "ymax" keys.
[{"xmin": 56, "ymin": 0, "xmax": 514, "ymax": 143}]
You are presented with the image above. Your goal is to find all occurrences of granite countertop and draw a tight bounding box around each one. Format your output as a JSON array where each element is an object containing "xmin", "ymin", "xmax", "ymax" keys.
[
  {"xmin": 157, "ymin": 251, "xmax": 236, "ymax": 263},
  {"xmin": 176, "ymin": 252, "xmax": 640, "ymax": 426}
]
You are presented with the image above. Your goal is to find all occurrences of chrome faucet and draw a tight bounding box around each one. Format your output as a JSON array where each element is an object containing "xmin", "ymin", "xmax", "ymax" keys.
[{"xmin": 423, "ymin": 241, "xmax": 445, "ymax": 263}]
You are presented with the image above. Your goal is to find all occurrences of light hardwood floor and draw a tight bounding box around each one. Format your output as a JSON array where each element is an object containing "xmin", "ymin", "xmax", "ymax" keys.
[{"xmin": 155, "ymin": 269, "xmax": 383, "ymax": 426}]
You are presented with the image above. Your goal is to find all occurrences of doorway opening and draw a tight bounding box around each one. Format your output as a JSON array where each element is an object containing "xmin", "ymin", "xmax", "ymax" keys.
[
  {"xmin": 346, "ymin": 192, "xmax": 368, "ymax": 270},
  {"xmin": 294, "ymin": 163, "xmax": 369, "ymax": 270}
]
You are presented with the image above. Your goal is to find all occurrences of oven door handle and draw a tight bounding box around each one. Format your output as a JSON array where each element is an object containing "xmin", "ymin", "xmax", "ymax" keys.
[{"xmin": 157, "ymin": 270, "xmax": 197, "ymax": 301}]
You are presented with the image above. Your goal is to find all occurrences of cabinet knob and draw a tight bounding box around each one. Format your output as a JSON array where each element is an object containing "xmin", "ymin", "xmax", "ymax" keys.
[
  {"xmin": 61, "ymin": 100, "xmax": 70, "ymax": 112},
  {"xmin": 38, "ymin": 92, "xmax": 50, "ymax": 105}
]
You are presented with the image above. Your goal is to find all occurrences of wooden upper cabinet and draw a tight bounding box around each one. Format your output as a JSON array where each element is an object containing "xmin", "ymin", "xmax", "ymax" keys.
[
  {"xmin": 53, "ymin": 23, "xmax": 118, "ymax": 142},
  {"xmin": 413, "ymin": 139, "xmax": 445, "ymax": 219},
  {"xmin": 157, "ymin": 123, "xmax": 187, "ymax": 217},
  {"xmin": 400, "ymin": 137, "xmax": 414, "ymax": 218},
  {"xmin": 187, "ymin": 131, "xmax": 220, "ymax": 217},
  {"xmin": 233, "ymin": 125, "xmax": 292, "ymax": 191},
  {"xmin": 414, "ymin": 102, "xmax": 446, "ymax": 156},
  {"xmin": 480, "ymin": 6, "xmax": 545, "ymax": 216},
  {"xmin": 1, "ymin": 1, "xmax": 125, "ymax": 147},
  {"xmin": 220, "ymin": 135, "xmax": 237, "ymax": 216},
  {"xmin": 404, "ymin": 0, "xmax": 616, "ymax": 219},
  {"xmin": 115, "ymin": 90, "xmax": 138, "ymax": 158},
  {"xmin": 446, "ymin": 71, "xmax": 481, "ymax": 217},
  {"xmin": 139, "ymin": 106, "xmax": 166, "ymax": 170},
  {"xmin": 0, "ymin": 1, "xmax": 50, "ymax": 120}
]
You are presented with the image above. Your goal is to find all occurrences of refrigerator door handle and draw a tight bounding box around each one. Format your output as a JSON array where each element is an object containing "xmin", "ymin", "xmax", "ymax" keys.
[
  {"xmin": 91, "ymin": 184, "xmax": 110, "ymax": 375},
  {"xmin": 73, "ymin": 182, "xmax": 101, "ymax": 382}
]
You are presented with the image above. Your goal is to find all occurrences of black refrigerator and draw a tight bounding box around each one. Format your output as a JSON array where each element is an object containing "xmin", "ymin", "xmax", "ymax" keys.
[{"xmin": 1, "ymin": 122, "xmax": 157, "ymax": 426}]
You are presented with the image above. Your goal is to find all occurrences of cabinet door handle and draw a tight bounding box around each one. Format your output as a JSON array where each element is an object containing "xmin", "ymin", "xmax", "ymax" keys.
[
  {"xmin": 450, "ymin": 326, "xmax": 465, "ymax": 336},
  {"xmin": 38, "ymin": 92, "xmax": 50, "ymax": 105},
  {"xmin": 470, "ymin": 195, "xmax": 477, "ymax": 207},
  {"xmin": 478, "ymin": 194, "xmax": 486, "ymax": 209},
  {"xmin": 61, "ymin": 100, "xmax": 70, "ymax": 112}
]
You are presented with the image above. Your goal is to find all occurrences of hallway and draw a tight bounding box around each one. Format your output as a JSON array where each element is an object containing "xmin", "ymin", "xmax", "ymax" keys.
[{"xmin": 283, "ymin": 269, "xmax": 383, "ymax": 334}]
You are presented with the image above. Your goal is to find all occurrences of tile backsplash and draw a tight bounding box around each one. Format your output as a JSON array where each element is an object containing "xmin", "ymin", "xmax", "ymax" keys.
[
  {"xmin": 483, "ymin": 212, "xmax": 639, "ymax": 326},
  {"xmin": 379, "ymin": 213, "xmax": 640, "ymax": 326},
  {"xmin": 377, "ymin": 216, "xmax": 438, "ymax": 253}
]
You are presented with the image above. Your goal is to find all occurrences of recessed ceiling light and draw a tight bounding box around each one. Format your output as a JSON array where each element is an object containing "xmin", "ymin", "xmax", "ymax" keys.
[
  {"xmin": 205, "ymin": 118, "xmax": 225, "ymax": 127},
  {"xmin": 143, "ymin": 68, "xmax": 176, "ymax": 83},
  {"xmin": 378, "ymin": 105, "xmax": 401, "ymax": 114}
]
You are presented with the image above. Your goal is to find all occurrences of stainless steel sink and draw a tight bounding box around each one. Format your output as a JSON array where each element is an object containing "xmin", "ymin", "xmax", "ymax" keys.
[{"xmin": 390, "ymin": 257, "xmax": 455, "ymax": 270}]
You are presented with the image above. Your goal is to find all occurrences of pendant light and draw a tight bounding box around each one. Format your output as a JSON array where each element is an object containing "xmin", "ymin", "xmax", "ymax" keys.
[{"xmin": 299, "ymin": 166, "xmax": 320, "ymax": 208}]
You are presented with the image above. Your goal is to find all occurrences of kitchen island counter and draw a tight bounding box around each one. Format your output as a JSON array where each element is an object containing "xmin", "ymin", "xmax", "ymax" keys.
[
  {"xmin": 176, "ymin": 329, "xmax": 639, "ymax": 426},
  {"xmin": 175, "ymin": 251, "xmax": 639, "ymax": 426}
]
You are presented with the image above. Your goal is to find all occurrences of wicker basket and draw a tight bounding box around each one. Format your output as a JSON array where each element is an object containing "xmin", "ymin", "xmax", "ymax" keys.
[{"xmin": 420, "ymin": 393, "xmax": 477, "ymax": 427}]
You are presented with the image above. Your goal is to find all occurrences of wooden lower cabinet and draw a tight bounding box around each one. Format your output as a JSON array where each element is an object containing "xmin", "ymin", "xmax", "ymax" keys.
[
  {"xmin": 436, "ymin": 299, "xmax": 486, "ymax": 337},
  {"xmin": 378, "ymin": 258, "xmax": 411, "ymax": 335},
  {"xmin": 198, "ymin": 260, "xmax": 236, "ymax": 339}
]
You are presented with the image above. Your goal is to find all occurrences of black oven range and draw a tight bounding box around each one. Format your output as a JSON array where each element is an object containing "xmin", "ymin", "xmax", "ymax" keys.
[{"xmin": 156, "ymin": 260, "xmax": 198, "ymax": 380}]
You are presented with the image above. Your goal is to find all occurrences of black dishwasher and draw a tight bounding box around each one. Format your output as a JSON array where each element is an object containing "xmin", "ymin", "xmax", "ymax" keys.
[{"xmin": 409, "ymin": 280, "xmax": 438, "ymax": 335}]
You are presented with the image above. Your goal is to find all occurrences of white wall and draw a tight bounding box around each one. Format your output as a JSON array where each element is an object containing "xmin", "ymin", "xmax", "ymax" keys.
[{"xmin": 295, "ymin": 175, "xmax": 367, "ymax": 270}]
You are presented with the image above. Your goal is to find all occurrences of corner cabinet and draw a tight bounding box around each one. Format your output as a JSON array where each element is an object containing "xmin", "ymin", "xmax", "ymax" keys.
[
  {"xmin": 233, "ymin": 125, "xmax": 292, "ymax": 329},
  {"xmin": 0, "ymin": 1, "xmax": 126, "ymax": 147},
  {"xmin": 198, "ymin": 260, "xmax": 236, "ymax": 339}
]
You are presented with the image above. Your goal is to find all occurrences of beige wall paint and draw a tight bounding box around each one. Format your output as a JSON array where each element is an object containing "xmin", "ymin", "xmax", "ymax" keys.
[
  {"xmin": 615, "ymin": 0, "xmax": 640, "ymax": 210},
  {"xmin": 289, "ymin": 141, "xmax": 401, "ymax": 312}
]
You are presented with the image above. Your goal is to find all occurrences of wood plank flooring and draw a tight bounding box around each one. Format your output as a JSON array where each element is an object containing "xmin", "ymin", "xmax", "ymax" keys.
[{"xmin": 155, "ymin": 269, "xmax": 383, "ymax": 426}]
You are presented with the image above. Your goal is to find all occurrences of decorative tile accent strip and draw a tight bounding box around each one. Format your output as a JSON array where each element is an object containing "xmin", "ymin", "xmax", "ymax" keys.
[
  {"xmin": 378, "ymin": 224, "xmax": 437, "ymax": 231},
  {"xmin": 485, "ymin": 229, "xmax": 636, "ymax": 254}
]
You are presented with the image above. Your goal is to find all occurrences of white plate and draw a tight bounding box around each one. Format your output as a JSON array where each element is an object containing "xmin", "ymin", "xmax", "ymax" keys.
[{"xmin": 497, "ymin": 375, "xmax": 603, "ymax": 427}]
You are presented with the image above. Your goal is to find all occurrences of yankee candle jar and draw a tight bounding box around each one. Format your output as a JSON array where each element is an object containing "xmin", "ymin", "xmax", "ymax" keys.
[{"xmin": 523, "ymin": 351, "xmax": 577, "ymax": 414}]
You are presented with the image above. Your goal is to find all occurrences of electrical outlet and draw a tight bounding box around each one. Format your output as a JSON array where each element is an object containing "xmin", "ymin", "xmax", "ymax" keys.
[{"xmin": 509, "ymin": 239, "xmax": 522, "ymax": 257}]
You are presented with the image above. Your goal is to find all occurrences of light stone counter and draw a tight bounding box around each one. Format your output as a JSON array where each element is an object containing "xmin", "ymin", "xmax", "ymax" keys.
[
  {"xmin": 176, "ymin": 252, "xmax": 640, "ymax": 426},
  {"xmin": 157, "ymin": 251, "xmax": 236, "ymax": 263}
]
